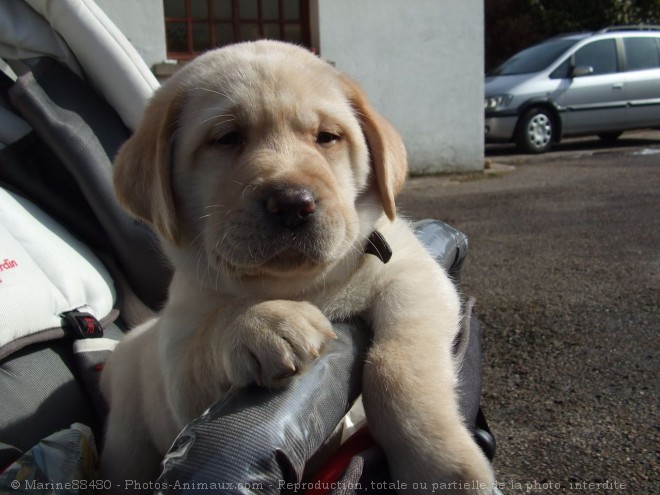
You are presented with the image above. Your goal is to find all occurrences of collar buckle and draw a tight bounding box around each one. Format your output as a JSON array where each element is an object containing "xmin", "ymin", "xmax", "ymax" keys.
[{"xmin": 365, "ymin": 230, "xmax": 392, "ymax": 264}]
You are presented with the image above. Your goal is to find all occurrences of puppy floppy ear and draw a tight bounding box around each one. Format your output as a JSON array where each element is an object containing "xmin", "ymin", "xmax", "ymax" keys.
[
  {"xmin": 113, "ymin": 85, "xmax": 184, "ymax": 244},
  {"xmin": 341, "ymin": 75, "xmax": 408, "ymax": 221}
]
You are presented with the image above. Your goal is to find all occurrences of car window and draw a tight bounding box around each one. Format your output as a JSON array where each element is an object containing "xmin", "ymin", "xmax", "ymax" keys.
[
  {"xmin": 573, "ymin": 39, "xmax": 618, "ymax": 75},
  {"xmin": 624, "ymin": 37, "xmax": 660, "ymax": 71},
  {"xmin": 550, "ymin": 58, "xmax": 571, "ymax": 79},
  {"xmin": 489, "ymin": 38, "xmax": 580, "ymax": 76}
]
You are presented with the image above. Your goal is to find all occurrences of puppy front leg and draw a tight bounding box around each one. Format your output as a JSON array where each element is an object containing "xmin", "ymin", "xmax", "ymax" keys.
[
  {"xmin": 221, "ymin": 300, "xmax": 337, "ymax": 388},
  {"xmin": 364, "ymin": 267, "xmax": 494, "ymax": 494},
  {"xmin": 164, "ymin": 299, "xmax": 336, "ymax": 425}
]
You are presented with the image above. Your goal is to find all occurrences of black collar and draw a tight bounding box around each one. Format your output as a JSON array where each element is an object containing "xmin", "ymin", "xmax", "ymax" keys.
[{"xmin": 364, "ymin": 230, "xmax": 392, "ymax": 264}]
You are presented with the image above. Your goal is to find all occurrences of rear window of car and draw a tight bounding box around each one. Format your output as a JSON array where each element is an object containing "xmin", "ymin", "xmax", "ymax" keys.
[
  {"xmin": 624, "ymin": 37, "xmax": 660, "ymax": 71},
  {"xmin": 489, "ymin": 38, "xmax": 580, "ymax": 76}
]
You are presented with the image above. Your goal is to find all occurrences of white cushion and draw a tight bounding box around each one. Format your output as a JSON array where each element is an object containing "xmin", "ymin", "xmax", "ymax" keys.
[{"xmin": 0, "ymin": 188, "xmax": 116, "ymax": 353}]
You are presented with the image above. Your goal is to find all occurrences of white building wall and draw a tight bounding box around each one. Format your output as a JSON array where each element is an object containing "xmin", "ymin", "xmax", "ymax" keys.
[
  {"xmin": 316, "ymin": 0, "xmax": 484, "ymax": 174},
  {"xmin": 95, "ymin": 0, "xmax": 167, "ymax": 69},
  {"xmin": 95, "ymin": 0, "xmax": 483, "ymax": 174}
]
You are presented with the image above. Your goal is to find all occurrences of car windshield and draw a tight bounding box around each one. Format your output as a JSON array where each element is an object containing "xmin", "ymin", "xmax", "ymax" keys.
[{"xmin": 489, "ymin": 38, "xmax": 581, "ymax": 76}]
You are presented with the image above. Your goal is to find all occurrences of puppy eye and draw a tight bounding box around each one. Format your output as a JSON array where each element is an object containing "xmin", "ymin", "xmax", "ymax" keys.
[
  {"xmin": 213, "ymin": 131, "xmax": 244, "ymax": 146},
  {"xmin": 316, "ymin": 131, "xmax": 341, "ymax": 145}
]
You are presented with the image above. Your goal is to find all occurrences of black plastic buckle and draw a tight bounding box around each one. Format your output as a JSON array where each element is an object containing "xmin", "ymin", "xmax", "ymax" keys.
[
  {"xmin": 365, "ymin": 230, "xmax": 393, "ymax": 264},
  {"xmin": 62, "ymin": 311, "xmax": 104, "ymax": 339}
]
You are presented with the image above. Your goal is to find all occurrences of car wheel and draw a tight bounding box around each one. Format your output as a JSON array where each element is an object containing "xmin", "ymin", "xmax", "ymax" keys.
[
  {"xmin": 597, "ymin": 131, "xmax": 622, "ymax": 143},
  {"xmin": 516, "ymin": 107, "xmax": 554, "ymax": 153}
]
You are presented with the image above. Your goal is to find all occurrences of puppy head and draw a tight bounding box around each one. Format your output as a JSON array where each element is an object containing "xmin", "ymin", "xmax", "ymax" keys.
[{"xmin": 113, "ymin": 41, "xmax": 408, "ymax": 289}]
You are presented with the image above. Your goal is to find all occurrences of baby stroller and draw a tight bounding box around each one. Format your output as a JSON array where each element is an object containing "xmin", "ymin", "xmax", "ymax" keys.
[{"xmin": 0, "ymin": 1, "xmax": 497, "ymax": 492}]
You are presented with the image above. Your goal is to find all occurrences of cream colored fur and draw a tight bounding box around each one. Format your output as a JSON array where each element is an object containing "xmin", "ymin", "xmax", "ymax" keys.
[{"xmin": 100, "ymin": 40, "xmax": 494, "ymax": 494}]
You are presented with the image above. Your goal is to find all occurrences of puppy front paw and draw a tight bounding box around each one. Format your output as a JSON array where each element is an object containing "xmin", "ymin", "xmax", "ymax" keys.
[
  {"xmin": 449, "ymin": 446, "xmax": 496, "ymax": 494},
  {"xmin": 389, "ymin": 432, "xmax": 496, "ymax": 495},
  {"xmin": 223, "ymin": 300, "xmax": 336, "ymax": 388}
]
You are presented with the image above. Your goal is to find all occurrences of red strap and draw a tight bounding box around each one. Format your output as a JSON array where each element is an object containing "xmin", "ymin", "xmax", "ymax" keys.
[{"xmin": 305, "ymin": 426, "xmax": 376, "ymax": 495}]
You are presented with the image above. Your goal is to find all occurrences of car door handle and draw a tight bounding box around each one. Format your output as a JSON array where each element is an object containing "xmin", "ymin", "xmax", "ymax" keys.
[{"xmin": 612, "ymin": 83, "xmax": 624, "ymax": 90}]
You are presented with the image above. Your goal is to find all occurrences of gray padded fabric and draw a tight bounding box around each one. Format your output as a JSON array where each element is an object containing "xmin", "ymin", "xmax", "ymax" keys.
[
  {"xmin": 0, "ymin": 323, "xmax": 125, "ymax": 453},
  {"xmin": 0, "ymin": 340, "xmax": 99, "ymax": 452},
  {"xmin": 159, "ymin": 321, "xmax": 369, "ymax": 494},
  {"xmin": 456, "ymin": 302, "xmax": 484, "ymax": 433},
  {"xmin": 413, "ymin": 219, "xmax": 469, "ymax": 280}
]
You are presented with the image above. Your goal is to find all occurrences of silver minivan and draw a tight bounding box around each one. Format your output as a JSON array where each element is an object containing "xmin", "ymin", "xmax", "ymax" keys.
[{"xmin": 485, "ymin": 27, "xmax": 660, "ymax": 153}]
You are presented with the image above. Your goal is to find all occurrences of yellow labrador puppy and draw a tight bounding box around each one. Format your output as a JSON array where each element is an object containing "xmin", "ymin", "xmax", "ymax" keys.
[{"xmin": 101, "ymin": 40, "xmax": 494, "ymax": 493}]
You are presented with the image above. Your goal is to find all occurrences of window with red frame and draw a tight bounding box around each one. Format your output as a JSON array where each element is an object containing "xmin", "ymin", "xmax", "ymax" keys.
[{"xmin": 164, "ymin": 0, "xmax": 311, "ymax": 60}]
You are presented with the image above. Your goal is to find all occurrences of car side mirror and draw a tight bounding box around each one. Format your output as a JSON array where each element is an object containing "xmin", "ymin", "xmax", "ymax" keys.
[{"xmin": 571, "ymin": 65, "xmax": 594, "ymax": 78}]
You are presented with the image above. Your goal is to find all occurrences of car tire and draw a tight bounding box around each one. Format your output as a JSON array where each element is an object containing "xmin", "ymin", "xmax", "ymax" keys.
[
  {"xmin": 516, "ymin": 107, "xmax": 554, "ymax": 154},
  {"xmin": 597, "ymin": 131, "xmax": 622, "ymax": 143}
]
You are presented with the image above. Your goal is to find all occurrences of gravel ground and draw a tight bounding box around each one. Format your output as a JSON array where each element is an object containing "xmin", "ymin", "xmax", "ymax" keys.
[{"xmin": 397, "ymin": 139, "xmax": 659, "ymax": 494}]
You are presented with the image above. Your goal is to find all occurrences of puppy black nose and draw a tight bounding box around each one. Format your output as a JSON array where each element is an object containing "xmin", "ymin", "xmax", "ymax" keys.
[{"xmin": 265, "ymin": 187, "xmax": 316, "ymax": 228}]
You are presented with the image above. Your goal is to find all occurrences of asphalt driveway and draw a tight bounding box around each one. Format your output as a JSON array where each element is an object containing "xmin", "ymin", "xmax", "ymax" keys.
[{"xmin": 397, "ymin": 132, "xmax": 660, "ymax": 494}]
